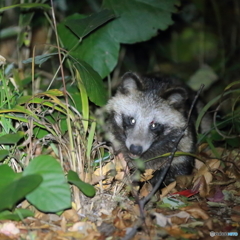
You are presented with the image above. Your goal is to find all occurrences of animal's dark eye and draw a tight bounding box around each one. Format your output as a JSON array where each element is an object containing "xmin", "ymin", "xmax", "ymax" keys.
[
  {"xmin": 149, "ymin": 122, "xmax": 163, "ymax": 132},
  {"xmin": 128, "ymin": 117, "xmax": 136, "ymax": 126},
  {"xmin": 122, "ymin": 115, "xmax": 136, "ymax": 128}
]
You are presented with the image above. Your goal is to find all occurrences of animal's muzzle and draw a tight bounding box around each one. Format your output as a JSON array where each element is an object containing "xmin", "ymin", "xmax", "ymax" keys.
[{"xmin": 129, "ymin": 144, "xmax": 143, "ymax": 158}]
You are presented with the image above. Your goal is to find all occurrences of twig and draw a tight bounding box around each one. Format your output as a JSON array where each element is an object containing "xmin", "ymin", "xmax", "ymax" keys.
[{"xmin": 121, "ymin": 84, "xmax": 204, "ymax": 240}]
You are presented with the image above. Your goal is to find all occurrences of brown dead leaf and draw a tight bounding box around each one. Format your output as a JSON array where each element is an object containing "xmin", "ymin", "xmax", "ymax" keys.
[
  {"xmin": 231, "ymin": 214, "xmax": 240, "ymax": 222},
  {"xmin": 195, "ymin": 159, "xmax": 220, "ymax": 175},
  {"xmin": 205, "ymin": 147, "xmax": 225, "ymax": 158},
  {"xmin": 169, "ymin": 211, "xmax": 191, "ymax": 225},
  {"xmin": 153, "ymin": 212, "xmax": 171, "ymax": 227},
  {"xmin": 139, "ymin": 182, "xmax": 153, "ymax": 198},
  {"xmin": 193, "ymin": 175, "xmax": 210, "ymax": 197},
  {"xmin": 154, "ymin": 211, "xmax": 190, "ymax": 227},
  {"xmin": 204, "ymin": 218, "xmax": 213, "ymax": 230},
  {"xmin": 232, "ymin": 205, "xmax": 240, "ymax": 214},
  {"xmin": 176, "ymin": 175, "xmax": 193, "ymax": 188},
  {"xmin": 193, "ymin": 159, "xmax": 220, "ymax": 184},
  {"xmin": 86, "ymin": 173, "xmax": 105, "ymax": 185},
  {"xmin": 114, "ymin": 153, "xmax": 128, "ymax": 171},
  {"xmin": 140, "ymin": 169, "xmax": 155, "ymax": 182},
  {"xmin": 60, "ymin": 216, "xmax": 67, "ymax": 232},
  {"xmin": 81, "ymin": 230, "xmax": 101, "ymax": 240},
  {"xmin": 115, "ymin": 171, "xmax": 126, "ymax": 181},
  {"xmin": 62, "ymin": 208, "xmax": 79, "ymax": 222},
  {"xmin": 93, "ymin": 162, "xmax": 116, "ymax": 188},
  {"xmin": 94, "ymin": 161, "xmax": 115, "ymax": 177},
  {"xmin": 198, "ymin": 143, "xmax": 209, "ymax": 152},
  {"xmin": 58, "ymin": 230, "xmax": 85, "ymax": 239},
  {"xmin": 34, "ymin": 211, "xmax": 61, "ymax": 222},
  {"xmin": 160, "ymin": 181, "xmax": 176, "ymax": 198},
  {"xmin": 181, "ymin": 205, "xmax": 209, "ymax": 220},
  {"xmin": 113, "ymin": 216, "xmax": 127, "ymax": 230},
  {"xmin": 204, "ymin": 172, "xmax": 213, "ymax": 184},
  {"xmin": 207, "ymin": 159, "xmax": 221, "ymax": 169},
  {"xmin": 171, "ymin": 216, "xmax": 188, "ymax": 225},
  {"xmin": 0, "ymin": 233, "xmax": 16, "ymax": 240},
  {"xmin": 166, "ymin": 225, "xmax": 197, "ymax": 239},
  {"xmin": 195, "ymin": 159, "xmax": 204, "ymax": 170},
  {"xmin": 113, "ymin": 208, "xmax": 135, "ymax": 229},
  {"xmin": 226, "ymin": 165, "xmax": 240, "ymax": 179},
  {"xmin": 68, "ymin": 221, "xmax": 96, "ymax": 234}
]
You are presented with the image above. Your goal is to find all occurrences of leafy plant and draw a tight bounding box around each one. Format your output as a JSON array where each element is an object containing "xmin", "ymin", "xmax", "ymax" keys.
[{"xmin": 0, "ymin": 0, "xmax": 181, "ymax": 220}]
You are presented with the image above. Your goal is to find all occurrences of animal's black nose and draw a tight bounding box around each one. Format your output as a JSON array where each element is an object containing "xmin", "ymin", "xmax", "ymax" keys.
[{"xmin": 130, "ymin": 144, "xmax": 143, "ymax": 156}]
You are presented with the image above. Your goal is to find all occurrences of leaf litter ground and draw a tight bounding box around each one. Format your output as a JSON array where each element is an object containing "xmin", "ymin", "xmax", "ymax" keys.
[{"xmin": 0, "ymin": 145, "xmax": 240, "ymax": 240}]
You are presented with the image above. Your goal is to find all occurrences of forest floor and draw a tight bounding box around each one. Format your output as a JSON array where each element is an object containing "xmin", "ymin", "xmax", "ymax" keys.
[{"xmin": 0, "ymin": 145, "xmax": 240, "ymax": 240}]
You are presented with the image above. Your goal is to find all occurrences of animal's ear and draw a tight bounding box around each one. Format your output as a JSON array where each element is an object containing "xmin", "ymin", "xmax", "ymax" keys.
[
  {"xmin": 162, "ymin": 87, "xmax": 188, "ymax": 109},
  {"xmin": 119, "ymin": 72, "xmax": 143, "ymax": 94}
]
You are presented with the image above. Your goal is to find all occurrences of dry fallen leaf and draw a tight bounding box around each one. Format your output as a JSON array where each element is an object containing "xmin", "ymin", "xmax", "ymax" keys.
[
  {"xmin": 68, "ymin": 221, "xmax": 96, "ymax": 234},
  {"xmin": 166, "ymin": 225, "xmax": 197, "ymax": 239},
  {"xmin": 140, "ymin": 169, "xmax": 155, "ymax": 182},
  {"xmin": 62, "ymin": 208, "xmax": 80, "ymax": 222},
  {"xmin": 194, "ymin": 175, "xmax": 210, "ymax": 197},
  {"xmin": 139, "ymin": 182, "xmax": 153, "ymax": 198},
  {"xmin": 176, "ymin": 175, "xmax": 193, "ymax": 188},
  {"xmin": 160, "ymin": 181, "xmax": 176, "ymax": 198},
  {"xmin": 113, "ymin": 208, "xmax": 135, "ymax": 230},
  {"xmin": 193, "ymin": 159, "xmax": 220, "ymax": 184},
  {"xmin": 181, "ymin": 205, "xmax": 209, "ymax": 220},
  {"xmin": 153, "ymin": 212, "xmax": 171, "ymax": 227}
]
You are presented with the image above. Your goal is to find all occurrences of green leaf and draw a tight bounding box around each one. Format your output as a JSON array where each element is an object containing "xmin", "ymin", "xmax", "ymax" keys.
[
  {"xmin": 0, "ymin": 209, "xmax": 34, "ymax": 221},
  {"xmin": 67, "ymin": 170, "xmax": 96, "ymax": 197},
  {"xmin": 0, "ymin": 168, "xmax": 42, "ymax": 212},
  {"xmin": 71, "ymin": 25, "xmax": 120, "ymax": 79},
  {"xmin": 24, "ymin": 155, "xmax": 71, "ymax": 212},
  {"xmin": 58, "ymin": 14, "xmax": 81, "ymax": 50},
  {"xmin": 0, "ymin": 149, "xmax": 9, "ymax": 161},
  {"xmin": 188, "ymin": 65, "xmax": 218, "ymax": 91},
  {"xmin": 0, "ymin": 3, "xmax": 51, "ymax": 13},
  {"xmin": 58, "ymin": 14, "xmax": 119, "ymax": 79},
  {"xmin": 23, "ymin": 53, "xmax": 58, "ymax": 66},
  {"xmin": 73, "ymin": 58, "xmax": 108, "ymax": 106},
  {"xmin": 67, "ymin": 85, "xmax": 82, "ymax": 112},
  {"xmin": 103, "ymin": 0, "xmax": 178, "ymax": 43},
  {"xmin": 76, "ymin": 70, "xmax": 89, "ymax": 134},
  {"xmin": 65, "ymin": 9, "xmax": 115, "ymax": 39},
  {"xmin": 0, "ymin": 132, "xmax": 24, "ymax": 144},
  {"xmin": 0, "ymin": 165, "xmax": 20, "ymax": 189},
  {"xmin": 33, "ymin": 127, "xmax": 49, "ymax": 139},
  {"xmin": 0, "ymin": 105, "xmax": 40, "ymax": 121},
  {"xmin": 196, "ymin": 89, "xmax": 240, "ymax": 132}
]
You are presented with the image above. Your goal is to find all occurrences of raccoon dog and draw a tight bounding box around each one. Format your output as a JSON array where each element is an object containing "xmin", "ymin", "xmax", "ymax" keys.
[{"xmin": 106, "ymin": 72, "xmax": 210, "ymax": 186}]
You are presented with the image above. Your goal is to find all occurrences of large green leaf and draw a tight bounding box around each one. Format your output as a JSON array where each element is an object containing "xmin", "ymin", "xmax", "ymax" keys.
[
  {"xmin": 0, "ymin": 132, "xmax": 24, "ymax": 144},
  {"xmin": 0, "ymin": 165, "xmax": 20, "ymax": 189},
  {"xmin": 67, "ymin": 170, "xmax": 96, "ymax": 197},
  {"xmin": 70, "ymin": 25, "xmax": 120, "ymax": 79},
  {"xmin": 73, "ymin": 58, "xmax": 108, "ymax": 106},
  {"xmin": 0, "ymin": 149, "xmax": 9, "ymax": 161},
  {"xmin": 65, "ymin": 9, "xmax": 115, "ymax": 39},
  {"xmin": 0, "ymin": 165, "xmax": 43, "ymax": 212},
  {"xmin": 103, "ymin": 0, "xmax": 178, "ymax": 43},
  {"xmin": 24, "ymin": 155, "xmax": 71, "ymax": 212},
  {"xmin": 58, "ymin": 14, "xmax": 119, "ymax": 79},
  {"xmin": 0, "ymin": 209, "xmax": 34, "ymax": 221}
]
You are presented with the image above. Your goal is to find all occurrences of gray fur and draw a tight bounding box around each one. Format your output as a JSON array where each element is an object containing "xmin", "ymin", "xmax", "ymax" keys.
[{"xmin": 106, "ymin": 72, "xmax": 211, "ymax": 186}]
